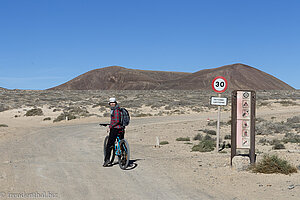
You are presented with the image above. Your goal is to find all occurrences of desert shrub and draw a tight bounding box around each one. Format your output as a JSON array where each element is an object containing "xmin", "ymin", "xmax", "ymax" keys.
[
  {"xmin": 273, "ymin": 143, "xmax": 285, "ymax": 150},
  {"xmin": 203, "ymin": 134, "xmax": 214, "ymax": 141},
  {"xmin": 227, "ymin": 120, "xmax": 232, "ymax": 125},
  {"xmin": 103, "ymin": 113, "xmax": 110, "ymax": 117},
  {"xmin": 268, "ymin": 139, "xmax": 281, "ymax": 145},
  {"xmin": 164, "ymin": 105, "xmax": 172, "ymax": 110},
  {"xmin": 43, "ymin": 117, "xmax": 51, "ymax": 121},
  {"xmin": 99, "ymin": 107, "xmax": 106, "ymax": 112},
  {"xmin": 224, "ymin": 135, "xmax": 231, "ymax": 140},
  {"xmin": 133, "ymin": 113, "xmax": 152, "ymax": 117},
  {"xmin": 276, "ymin": 100, "xmax": 297, "ymax": 106},
  {"xmin": 53, "ymin": 108, "xmax": 61, "ymax": 112},
  {"xmin": 282, "ymin": 133, "xmax": 300, "ymax": 143},
  {"xmin": 176, "ymin": 137, "xmax": 190, "ymax": 141},
  {"xmin": 25, "ymin": 108, "xmax": 43, "ymax": 116},
  {"xmin": 192, "ymin": 140, "xmax": 215, "ymax": 152},
  {"xmin": 0, "ymin": 124, "xmax": 8, "ymax": 127},
  {"xmin": 258, "ymin": 138, "xmax": 267, "ymax": 145},
  {"xmin": 0, "ymin": 104, "xmax": 9, "ymax": 112},
  {"xmin": 193, "ymin": 133, "xmax": 202, "ymax": 141},
  {"xmin": 250, "ymin": 154, "xmax": 297, "ymax": 175},
  {"xmin": 53, "ymin": 112, "xmax": 76, "ymax": 123},
  {"xmin": 192, "ymin": 134, "xmax": 216, "ymax": 152},
  {"xmin": 207, "ymin": 121, "xmax": 226, "ymax": 127},
  {"xmin": 256, "ymin": 121, "xmax": 291, "ymax": 135},
  {"xmin": 287, "ymin": 116, "xmax": 300, "ymax": 124},
  {"xmin": 258, "ymin": 102, "xmax": 269, "ymax": 107},
  {"xmin": 256, "ymin": 117, "xmax": 266, "ymax": 123},
  {"xmin": 200, "ymin": 129, "xmax": 216, "ymax": 135},
  {"xmin": 65, "ymin": 106, "xmax": 90, "ymax": 117},
  {"xmin": 160, "ymin": 141, "xmax": 169, "ymax": 145},
  {"xmin": 92, "ymin": 102, "xmax": 108, "ymax": 108}
]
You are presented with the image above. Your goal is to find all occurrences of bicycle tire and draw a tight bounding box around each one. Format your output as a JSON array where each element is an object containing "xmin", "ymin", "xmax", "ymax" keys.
[
  {"xmin": 103, "ymin": 135, "xmax": 115, "ymax": 164},
  {"xmin": 118, "ymin": 139, "xmax": 130, "ymax": 170}
]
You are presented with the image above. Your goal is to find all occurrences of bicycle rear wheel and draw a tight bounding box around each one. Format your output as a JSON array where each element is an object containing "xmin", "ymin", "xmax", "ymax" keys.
[
  {"xmin": 103, "ymin": 135, "xmax": 115, "ymax": 164},
  {"xmin": 118, "ymin": 139, "xmax": 130, "ymax": 170}
]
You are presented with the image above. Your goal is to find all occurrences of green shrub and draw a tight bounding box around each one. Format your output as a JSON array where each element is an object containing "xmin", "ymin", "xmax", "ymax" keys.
[
  {"xmin": 192, "ymin": 140, "xmax": 215, "ymax": 152},
  {"xmin": 176, "ymin": 137, "xmax": 190, "ymax": 141},
  {"xmin": 0, "ymin": 124, "xmax": 8, "ymax": 127},
  {"xmin": 250, "ymin": 154, "xmax": 297, "ymax": 175},
  {"xmin": 25, "ymin": 108, "xmax": 43, "ymax": 116},
  {"xmin": 160, "ymin": 141, "xmax": 169, "ymax": 145}
]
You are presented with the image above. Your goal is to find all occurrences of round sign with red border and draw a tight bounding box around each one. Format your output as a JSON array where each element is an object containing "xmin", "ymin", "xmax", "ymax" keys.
[{"xmin": 212, "ymin": 76, "xmax": 228, "ymax": 93}]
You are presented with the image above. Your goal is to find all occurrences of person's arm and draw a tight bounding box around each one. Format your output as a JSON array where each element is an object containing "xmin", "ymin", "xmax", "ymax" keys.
[{"xmin": 109, "ymin": 109, "xmax": 121, "ymax": 129}]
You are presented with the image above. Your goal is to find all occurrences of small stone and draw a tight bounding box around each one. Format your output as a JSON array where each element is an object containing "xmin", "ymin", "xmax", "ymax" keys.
[
  {"xmin": 259, "ymin": 184, "xmax": 263, "ymax": 187},
  {"xmin": 232, "ymin": 156, "xmax": 250, "ymax": 171}
]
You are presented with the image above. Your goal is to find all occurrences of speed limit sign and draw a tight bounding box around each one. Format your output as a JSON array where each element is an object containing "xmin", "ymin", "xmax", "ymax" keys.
[{"xmin": 212, "ymin": 76, "xmax": 228, "ymax": 93}]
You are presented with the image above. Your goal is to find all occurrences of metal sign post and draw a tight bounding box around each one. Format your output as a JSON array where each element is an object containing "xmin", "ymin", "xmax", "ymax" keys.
[
  {"xmin": 231, "ymin": 90, "xmax": 256, "ymax": 164},
  {"xmin": 211, "ymin": 76, "xmax": 228, "ymax": 153}
]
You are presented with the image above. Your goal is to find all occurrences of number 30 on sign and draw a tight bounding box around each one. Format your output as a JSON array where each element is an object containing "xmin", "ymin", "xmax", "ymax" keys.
[{"xmin": 212, "ymin": 76, "xmax": 228, "ymax": 93}]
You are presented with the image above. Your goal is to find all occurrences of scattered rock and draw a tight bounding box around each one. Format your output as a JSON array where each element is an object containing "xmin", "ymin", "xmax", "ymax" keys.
[{"xmin": 232, "ymin": 156, "xmax": 250, "ymax": 171}]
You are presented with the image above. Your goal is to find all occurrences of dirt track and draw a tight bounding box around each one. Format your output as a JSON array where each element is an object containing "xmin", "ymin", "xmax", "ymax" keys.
[
  {"xmin": 0, "ymin": 116, "xmax": 214, "ymax": 200},
  {"xmin": 0, "ymin": 108, "xmax": 299, "ymax": 200}
]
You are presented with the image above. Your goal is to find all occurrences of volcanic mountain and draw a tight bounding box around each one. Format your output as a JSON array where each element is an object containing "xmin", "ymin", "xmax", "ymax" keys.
[
  {"xmin": 49, "ymin": 64, "xmax": 294, "ymax": 90},
  {"xmin": 49, "ymin": 66, "xmax": 190, "ymax": 90}
]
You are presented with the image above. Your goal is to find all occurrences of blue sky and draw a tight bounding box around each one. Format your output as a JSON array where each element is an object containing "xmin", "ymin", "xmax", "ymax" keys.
[{"xmin": 0, "ymin": 0, "xmax": 299, "ymax": 90}]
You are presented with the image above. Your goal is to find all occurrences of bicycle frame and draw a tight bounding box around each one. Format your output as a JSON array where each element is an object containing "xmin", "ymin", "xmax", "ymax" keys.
[{"xmin": 114, "ymin": 136, "xmax": 127, "ymax": 156}]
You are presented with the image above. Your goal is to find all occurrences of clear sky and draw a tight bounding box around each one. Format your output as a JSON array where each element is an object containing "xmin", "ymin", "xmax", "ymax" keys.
[{"xmin": 0, "ymin": 0, "xmax": 299, "ymax": 90}]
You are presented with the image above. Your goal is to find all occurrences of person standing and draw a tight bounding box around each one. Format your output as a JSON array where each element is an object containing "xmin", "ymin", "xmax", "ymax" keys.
[{"xmin": 103, "ymin": 97, "xmax": 125, "ymax": 167}]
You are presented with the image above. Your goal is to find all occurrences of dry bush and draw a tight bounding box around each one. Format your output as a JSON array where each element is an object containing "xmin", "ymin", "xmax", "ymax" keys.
[
  {"xmin": 53, "ymin": 112, "xmax": 76, "ymax": 123},
  {"xmin": 176, "ymin": 137, "xmax": 190, "ymax": 141},
  {"xmin": 25, "ymin": 108, "xmax": 43, "ymax": 116},
  {"xmin": 159, "ymin": 141, "xmax": 169, "ymax": 145},
  {"xmin": 250, "ymin": 154, "xmax": 297, "ymax": 175}
]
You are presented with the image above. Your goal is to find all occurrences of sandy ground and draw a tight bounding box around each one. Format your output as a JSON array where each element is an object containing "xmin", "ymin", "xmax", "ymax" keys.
[{"xmin": 0, "ymin": 104, "xmax": 300, "ymax": 200}]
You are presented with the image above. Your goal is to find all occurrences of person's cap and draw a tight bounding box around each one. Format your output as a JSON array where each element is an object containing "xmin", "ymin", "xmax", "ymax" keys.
[{"xmin": 108, "ymin": 97, "xmax": 117, "ymax": 104}]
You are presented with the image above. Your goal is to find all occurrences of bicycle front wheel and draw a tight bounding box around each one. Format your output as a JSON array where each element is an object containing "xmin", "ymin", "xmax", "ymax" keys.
[
  {"xmin": 118, "ymin": 139, "xmax": 130, "ymax": 170},
  {"xmin": 103, "ymin": 135, "xmax": 115, "ymax": 164}
]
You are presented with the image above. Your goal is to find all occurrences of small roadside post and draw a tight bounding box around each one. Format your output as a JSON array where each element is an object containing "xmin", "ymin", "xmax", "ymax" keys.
[{"xmin": 211, "ymin": 76, "xmax": 228, "ymax": 153}]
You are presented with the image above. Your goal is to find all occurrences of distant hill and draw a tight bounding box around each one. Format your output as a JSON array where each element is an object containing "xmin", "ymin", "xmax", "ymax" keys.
[
  {"xmin": 158, "ymin": 63, "xmax": 294, "ymax": 90},
  {"xmin": 49, "ymin": 64, "xmax": 294, "ymax": 90},
  {"xmin": 49, "ymin": 66, "xmax": 190, "ymax": 90},
  {"xmin": 0, "ymin": 87, "xmax": 7, "ymax": 90}
]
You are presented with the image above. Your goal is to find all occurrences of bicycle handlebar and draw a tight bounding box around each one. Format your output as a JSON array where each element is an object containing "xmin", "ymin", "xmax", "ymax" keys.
[{"xmin": 99, "ymin": 123, "xmax": 110, "ymax": 127}]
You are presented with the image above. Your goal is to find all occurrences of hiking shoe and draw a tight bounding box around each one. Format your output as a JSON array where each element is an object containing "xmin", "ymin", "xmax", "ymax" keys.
[{"xmin": 103, "ymin": 160, "xmax": 111, "ymax": 167}]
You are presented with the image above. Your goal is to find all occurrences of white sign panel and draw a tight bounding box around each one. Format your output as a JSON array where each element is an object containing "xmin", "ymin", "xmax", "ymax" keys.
[
  {"xmin": 210, "ymin": 97, "xmax": 228, "ymax": 106},
  {"xmin": 236, "ymin": 91, "xmax": 251, "ymax": 149}
]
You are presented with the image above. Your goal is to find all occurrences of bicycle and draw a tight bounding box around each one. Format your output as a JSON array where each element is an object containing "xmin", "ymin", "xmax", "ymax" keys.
[{"xmin": 100, "ymin": 124, "xmax": 130, "ymax": 170}]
